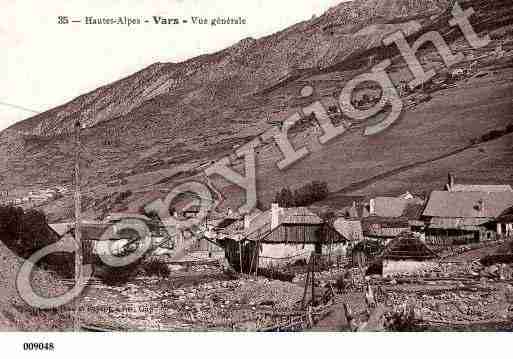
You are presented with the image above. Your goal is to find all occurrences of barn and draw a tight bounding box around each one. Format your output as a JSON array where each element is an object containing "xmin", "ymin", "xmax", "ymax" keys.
[
  {"xmin": 220, "ymin": 204, "xmax": 347, "ymax": 270},
  {"xmin": 252, "ymin": 205, "xmax": 347, "ymax": 268},
  {"xmin": 381, "ymin": 232, "xmax": 438, "ymax": 277},
  {"xmin": 423, "ymin": 190, "xmax": 513, "ymax": 246}
]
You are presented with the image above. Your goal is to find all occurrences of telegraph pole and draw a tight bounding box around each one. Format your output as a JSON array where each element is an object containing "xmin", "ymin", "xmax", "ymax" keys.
[{"xmin": 73, "ymin": 120, "xmax": 83, "ymax": 332}]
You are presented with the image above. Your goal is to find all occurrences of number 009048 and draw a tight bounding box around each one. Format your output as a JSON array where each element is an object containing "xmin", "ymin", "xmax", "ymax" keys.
[{"xmin": 23, "ymin": 343, "xmax": 55, "ymax": 351}]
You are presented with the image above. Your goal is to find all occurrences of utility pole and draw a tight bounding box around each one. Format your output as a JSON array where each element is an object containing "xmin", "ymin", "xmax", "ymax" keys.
[{"xmin": 73, "ymin": 120, "xmax": 83, "ymax": 332}]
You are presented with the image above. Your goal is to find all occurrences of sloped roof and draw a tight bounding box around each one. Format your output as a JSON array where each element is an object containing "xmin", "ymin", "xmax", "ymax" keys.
[
  {"xmin": 429, "ymin": 217, "xmax": 491, "ymax": 229},
  {"xmin": 220, "ymin": 219, "xmax": 245, "ymax": 237},
  {"xmin": 212, "ymin": 217, "xmax": 239, "ymax": 230},
  {"xmin": 497, "ymin": 206, "xmax": 513, "ymax": 223},
  {"xmin": 246, "ymin": 210, "xmax": 272, "ymax": 240},
  {"xmin": 382, "ymin": 232, "xmax": 438, "ymax": 261},
  {"xmin": 332, "ymin": 218, "xmax": 364, "ymax": 242},
  {"xmin": 362, "ymin": 216, "xmax": 409, "ymax": 227},
  {"xmin": 402, "ymin": 202, "xmax": 425, "ymax": 220},
  {"xmin": 280, "ymin": 207, "xmax": 323, "ymax": 225},
  {"xmin": 222, "ymin": 207, "xmax": 334, "ymax": 241},
  {"xmin": 48, "ymin": 222, "xmax": 74, "ymax": 236},
  {"xmin": 373, "ymin": 197, "xmax": 409, "ymax": 217},
  {"xmin": 450, "ymin": 184, "xmax": 513, "ymax": 192},
  {"xmin": 423, "ymin": 191, "xmax": 513, "ymax": 219},
  {"xmin": 222, "ymin": 210, "xmax": 271, "ymax": 241},
  {"xmin": 362, "ymin": 217, "xmax": 410, "ymax": 238}
]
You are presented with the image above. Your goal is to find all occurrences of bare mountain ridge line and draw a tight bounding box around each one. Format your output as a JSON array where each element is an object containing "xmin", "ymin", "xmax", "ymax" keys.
[
  {"xmin": 6, "ymin": 0, "xmax": 509, "ymax": 141},
  {"xmin": 1, "ymin": 0, "xmax": 455, "ymax": 137}
]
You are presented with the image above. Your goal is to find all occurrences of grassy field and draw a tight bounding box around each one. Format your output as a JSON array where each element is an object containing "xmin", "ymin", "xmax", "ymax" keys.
[{"xmin": 214, "ymin": 52, "xmax": 513, "ymax": 210}]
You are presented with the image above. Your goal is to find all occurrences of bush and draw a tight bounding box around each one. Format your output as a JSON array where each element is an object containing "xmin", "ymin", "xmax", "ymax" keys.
[
  {"xmin": 138, "ymin": 258, "xmax": 171, "ymax": 277},
  {"xmin": 0, "ymin": 206, "xmax": 55, "ymax": 256},
  {"xmin": 273, "ymin": 181, "xmax": 329, "ymax": 207},
  {"xmin": 97, "ymin": 262, "xmax": 141, "ymax": 286},
  {"xmin": 481, "ymin": 254, "xmax": 513, "ymax": 266},
  {"xmin": 0, "ymin": 205, "xmax": 75, "ymax": 278},
  {"xmin": 274, "ymin": 187, "xmax": 294, "ymax": 207},
  {"xmin": 481, "ymin": 129, "xmax": 505, "ymax": 142}
]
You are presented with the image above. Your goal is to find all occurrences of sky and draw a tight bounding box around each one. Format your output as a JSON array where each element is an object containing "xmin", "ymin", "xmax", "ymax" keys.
[{"xmin": 0, "ymin": 0, "xmax": 348, "ymax": 132}]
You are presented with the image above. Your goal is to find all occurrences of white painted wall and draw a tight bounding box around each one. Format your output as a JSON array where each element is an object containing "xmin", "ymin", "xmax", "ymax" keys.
[
  {"xmin": 383, "ymin": 260, "xmax": 437, "ymax": 277},
  {"xmin": 259, "ymin": 243, "xmax": 316, "ymax": 267},
  {"xmin": 322, "ymin": 243, "xmax": 347, "ymax": 256},
  {"xmin": 258, "ymin": 243, "xmax": 348, "ymax": 267}
]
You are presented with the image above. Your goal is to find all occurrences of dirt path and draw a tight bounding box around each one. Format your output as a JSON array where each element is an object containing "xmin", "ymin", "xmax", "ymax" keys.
[
  {"xmin": 333, "ymin": 144, "xmax": 473, "ymax": 195},
  {"xmin": 0, "ymin": 240, "xmax": 71, "ymax": 331}
]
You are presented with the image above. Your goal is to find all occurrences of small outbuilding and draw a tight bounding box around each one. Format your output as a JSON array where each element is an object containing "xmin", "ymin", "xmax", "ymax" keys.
[{"xmin": 381, "ymin": 232, "xmax": 438, "ymax": 277}]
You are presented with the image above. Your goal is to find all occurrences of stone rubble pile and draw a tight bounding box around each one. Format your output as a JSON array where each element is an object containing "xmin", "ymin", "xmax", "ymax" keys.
[
  {"xmin": 293, "ymin": 268, "xmax": 366, "ymax": 290},
  {"xmin": 384, "ymin": 286, "xmax": 513, "ymax": 323},
  {"xmin": 80, "ymin": 275, "xmax": 307, "ymax": 330},
  {"xmin": 214, "ymin": 279, "xmax": 305, "ymax": 309}
]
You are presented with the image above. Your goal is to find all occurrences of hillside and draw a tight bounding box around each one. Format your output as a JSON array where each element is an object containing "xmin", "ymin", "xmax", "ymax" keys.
[
  {"xmin": 1, "ymin": 0, "xmax": 513, "ymax": 220},
  {"xmin": 0, "ymin": 240, "xmax": 71, "ymax": 330}
]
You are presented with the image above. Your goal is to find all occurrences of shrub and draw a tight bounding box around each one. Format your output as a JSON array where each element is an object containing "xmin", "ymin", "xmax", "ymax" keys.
[
  {"xmin": 0, "ymin": 205, "xmax": 76, "ymax": 278},
  {"xmin": 0, "ymin": 206, "xmax": 55, "ymax": 256},
  {"xmin": 98, "ymin": 263, "xmax": 141, "ymax": 286},
  {"xmin": 481, "ymin": 254, "xmax": 513, "ymax": 266},
  {"xmin": 481, "ymin": 129, "xmax": 505, "ymax": 142},
  {"xmin": 273, "ymin": 181, "xmax": 329, "ymax": 207},
  {"xmin": 274, "ymin": 187, "xmax": 294, "ymax": 207},
  {"xmin": 138, "ymin": 258, "xmax": 171, "ymax": 278}
]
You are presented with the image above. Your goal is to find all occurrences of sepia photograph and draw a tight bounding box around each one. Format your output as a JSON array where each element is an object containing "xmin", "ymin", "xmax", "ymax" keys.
[{"xmin": 1, "ymin": 0, "xmax": 513, "ymax": 356}]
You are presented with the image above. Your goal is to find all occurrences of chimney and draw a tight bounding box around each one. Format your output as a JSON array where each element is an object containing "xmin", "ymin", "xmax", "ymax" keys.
[
  {"xmin": 369, "ymin": 199, "xmax": 376, "ymax": 216},
  {"xmin": 271, "ymin": 203, "xmax": 282, "ymax": 230},
  {"xmin": 244, "ymin": 214, "xmax": 251, "ymax": 230},
  {"xmin": 447, "ymin": 173, "xmax": 455, "ymax": 191}
]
